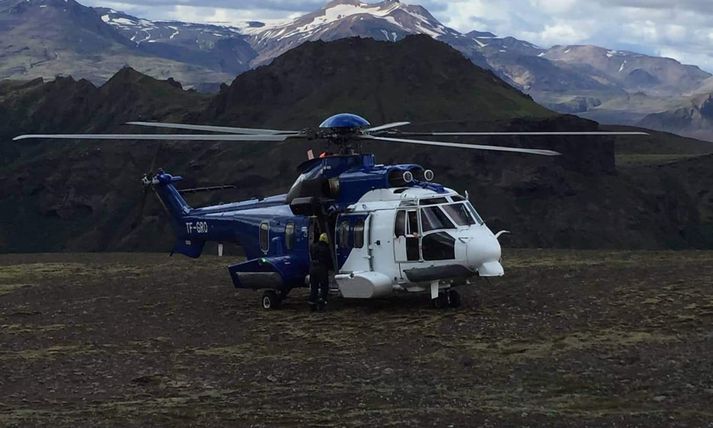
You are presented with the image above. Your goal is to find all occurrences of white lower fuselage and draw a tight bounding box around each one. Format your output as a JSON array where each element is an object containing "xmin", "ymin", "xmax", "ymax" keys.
[{"xmin": 334, "ymin": 187, "xmax": 504, "ymax": 299}]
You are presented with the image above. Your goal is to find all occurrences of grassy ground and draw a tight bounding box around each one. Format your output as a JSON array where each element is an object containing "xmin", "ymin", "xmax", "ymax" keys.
[{"xmin": 0, "ymin": 251, "xmax": 712, "ymax": 426}]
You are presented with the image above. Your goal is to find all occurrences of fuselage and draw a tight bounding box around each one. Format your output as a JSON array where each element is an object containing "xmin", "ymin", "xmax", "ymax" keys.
[
  {"xmin": 151, "ymin": 150, "xmax": 505, "ymax": 298},
  {"xmin": 172, "ymin": 184, "xmax": 503, "ymax": 295}
]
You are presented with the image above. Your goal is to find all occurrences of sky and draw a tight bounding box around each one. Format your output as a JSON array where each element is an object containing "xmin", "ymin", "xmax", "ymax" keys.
[{"xmin": 81, "ymin": 0, "xmax": 713, "ymax": 72}]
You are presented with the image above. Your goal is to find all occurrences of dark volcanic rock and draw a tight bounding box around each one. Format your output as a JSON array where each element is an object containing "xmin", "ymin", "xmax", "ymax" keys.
[{"xmin": 0, "ymin": 36, "xmax": 710, "ymax": 252}]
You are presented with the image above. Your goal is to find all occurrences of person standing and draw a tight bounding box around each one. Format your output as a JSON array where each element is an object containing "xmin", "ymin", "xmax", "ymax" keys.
[{"xmin": 309, "ymin": 233, "xmax": 333, "ymax": 311}]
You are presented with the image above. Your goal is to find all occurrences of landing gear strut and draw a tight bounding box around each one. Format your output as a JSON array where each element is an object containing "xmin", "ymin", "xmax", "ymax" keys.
[{"xmin": 431, "ymin": 289, "xmax": 461, "ymax": 309}]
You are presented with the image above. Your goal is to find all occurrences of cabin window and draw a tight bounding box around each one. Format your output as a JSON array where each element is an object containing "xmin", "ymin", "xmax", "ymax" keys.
[
  {"xmin": 442, "ymin": 203, "xmax": 477, "ymax": 226},
  {"xmin": 407, "ymin": 211, "xmax": 419, "ymax": 235},
  {"xmin": 338, "ymin": 221, "xmax": 351, "ymax": 249},
  {"xmin": 259, "ymin": 222, "xmax": 270, "ymax": 253},
  {"xmin": 395, "ymin": 211, "xmax": 406, "ymax": 237},
  {"xmin": 422, "ymin": 232, "xmax": 456, "ymax": 261},
  {"xmin": 421, "ymin": 206, "xmax": 455, "ymax": 232},
  {"xmin": 285, "ymin": 222, "xmax": 295, "ymax": 250},
  {"xmin": 353, "ymin": 220, "xmax": 365, "ymax": 249}
]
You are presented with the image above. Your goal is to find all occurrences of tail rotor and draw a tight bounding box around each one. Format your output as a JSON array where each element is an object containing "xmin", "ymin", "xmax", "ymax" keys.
[{"xmin": 131, "ymin": 143, "xmax": 163, "ymax": 230}]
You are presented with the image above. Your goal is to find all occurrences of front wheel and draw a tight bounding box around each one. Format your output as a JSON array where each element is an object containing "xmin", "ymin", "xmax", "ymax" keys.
[
  {"xmin": 261, "ymin": 290, "xmax": 282, "ymax": 310},
  {"xmin": 447, "ymin": 289, "xmax": 461, "ymax": 308},
  {"xmin": 431, "ymin": 291, "xmax": 449, "ymax": 309}
]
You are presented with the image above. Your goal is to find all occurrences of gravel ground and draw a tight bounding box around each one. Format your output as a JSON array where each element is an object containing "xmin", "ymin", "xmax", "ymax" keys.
[{"xmin": 1, "ymin": 250, "xmax": 712, "ymax": 427}]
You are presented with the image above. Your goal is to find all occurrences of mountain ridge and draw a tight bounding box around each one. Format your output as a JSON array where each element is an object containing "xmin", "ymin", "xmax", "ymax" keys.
[{"xmin": 2, "ymin": 0, "xmax": 713, "ymax": 138}]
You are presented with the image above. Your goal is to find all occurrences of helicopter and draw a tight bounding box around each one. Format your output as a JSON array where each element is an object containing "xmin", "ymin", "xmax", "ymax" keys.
[{"xmin": 14, "ymin": 113, "xmax": 646, "ymax": 309}]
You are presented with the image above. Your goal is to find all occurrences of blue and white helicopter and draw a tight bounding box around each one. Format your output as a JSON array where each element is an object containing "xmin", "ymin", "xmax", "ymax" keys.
[{"xmin": 15, "ymin": 114, "xmax": 645, "ymax": 309}]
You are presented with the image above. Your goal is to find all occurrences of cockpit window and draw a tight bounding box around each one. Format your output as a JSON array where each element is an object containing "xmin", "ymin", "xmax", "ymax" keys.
[
  {"xmin": 466, "ymin": 202, "xmax": 484, "ymax": 225},
  {"xmin": 419, "ymin": 197, "xmax": 448, "ymax": 206},
  {"xmin": 451, "ymin": 195, "xmax": 465, "ymax": 202},
  {"xmin": 442, "ymin": 203, "xmax": 477, "ymax": 226},
  {"xmin": 421, "ymin": 206, "xmax": 455, "ymax": 232}
]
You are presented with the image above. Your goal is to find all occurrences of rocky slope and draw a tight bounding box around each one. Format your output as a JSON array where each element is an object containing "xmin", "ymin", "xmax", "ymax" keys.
[{"xmin": 1, "ymin": 36, "xmax": 712, "ymax": 253}]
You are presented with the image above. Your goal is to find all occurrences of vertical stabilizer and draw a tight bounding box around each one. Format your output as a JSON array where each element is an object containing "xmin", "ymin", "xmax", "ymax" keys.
[
  {"xmin": 148, "ymin": 172, "xmax": 191, "ymax": 230},
  {"xmin": 147, "ymin": 172, "xmax": 205, "ymax": 258}
]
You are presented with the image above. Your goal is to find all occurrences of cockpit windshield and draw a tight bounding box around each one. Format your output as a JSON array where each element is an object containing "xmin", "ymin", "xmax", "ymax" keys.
[
  {"xmin": 421, "ymin": 206, "xmax": 455, "ymax": 232},
  {"xmin": 418, "ymin": 196, "xmax": 485, "ymax": 229},
  {"xmin": 442, "ymin": 203, "xmax": 477, "ymax": 226},
  {"xmin": 466, "ymin": 202, "xmax": 484, "ymax": 225}
]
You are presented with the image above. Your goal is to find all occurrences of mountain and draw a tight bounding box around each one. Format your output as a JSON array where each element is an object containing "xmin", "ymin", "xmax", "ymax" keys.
[
  {"xmin": 0, "ymin": 0, "xmax": 235, "ymax": 88},
  {"xmin": 243, "ymin": 1, "xmax": 711, "ymax": 130},
  {"xmin": 533, "ymin": 46, "xmax": 713, "ymax": 135},
  {"xmin": 247, "ymin": 0, "xmax": 488, "ymax": 67},
  {"xmin": 3, "ymin": 0, "xmax": 713, "ymax": 138},
  {"xmin": 204, "ymin": 36, "xmax": 550, "ymax": 127},
  {"xmin": 244, "ymin": 0, "xmax": 713, "ymax": 142},
  {"xmin": 638, "ymin": 93, "xmax": 713, "ymax": 141},
  {"xmin": 542, "ymin": 45, "xmax": 710, "ymax": 95},
  {"xmin": 95, "ymin": 8, "xmax": 257, "ymax": 77},
  {"xmin": 2, "ymin": 36, "xmax": 712, "ymax": 253}
]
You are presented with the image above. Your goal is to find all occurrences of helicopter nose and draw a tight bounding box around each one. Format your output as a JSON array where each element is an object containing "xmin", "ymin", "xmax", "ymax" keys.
[{"xmin": 463, "ymin": 229, "xmax": 503, "ymax": 277}]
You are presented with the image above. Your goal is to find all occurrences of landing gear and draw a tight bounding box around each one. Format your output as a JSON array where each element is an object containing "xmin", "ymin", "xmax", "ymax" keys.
[
  {"xmin": 447, "ymin": 289, "xmax": 461, "ymax": 308},
  {"xmin": 261, "ymin": 290, "xmax": 287, "ymax": 310},
  {"xmin": 431, "ymin": 289, "xmax": 461, "ymax": 309}
]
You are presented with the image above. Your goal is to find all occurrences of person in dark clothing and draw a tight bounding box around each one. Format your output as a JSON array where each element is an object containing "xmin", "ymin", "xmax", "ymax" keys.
[{"xmin": 309, "ymin": 233, "xmax": 333, "ymax": 311}]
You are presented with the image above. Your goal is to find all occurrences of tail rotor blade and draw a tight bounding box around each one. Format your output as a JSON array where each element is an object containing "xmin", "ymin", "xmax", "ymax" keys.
[
  {"xmin": 149, "ymin": 142, "xmax": 163, "ymax": 174},
  {"xmin": 131, "ymin": 184, "xmax": 151, "ymax": 230},
  {"xmin": 131, "ymin": 143, "xmax": 163, "ymax": 231}
]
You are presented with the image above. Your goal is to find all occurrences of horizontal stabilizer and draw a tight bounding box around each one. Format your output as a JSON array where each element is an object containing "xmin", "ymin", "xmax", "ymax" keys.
[{"xmin": 179, "ymin": 185, "xmax": 236, "ymax": 194}]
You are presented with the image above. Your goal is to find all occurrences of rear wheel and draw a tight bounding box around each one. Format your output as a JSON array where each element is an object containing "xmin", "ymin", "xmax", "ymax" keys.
[
  {"xmin": 276, "ymin": 288, "xmax": 290, "ymax": 300},
  {"xmin": 261, "ymin": 290, "xmax": 281, "ymax": 310}
]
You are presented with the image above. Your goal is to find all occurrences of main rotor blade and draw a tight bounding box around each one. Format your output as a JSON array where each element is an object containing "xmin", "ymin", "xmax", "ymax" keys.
[
  {"xmin": 366, "ymin": 122, "xmax": 411, "ymax": 133},
  {"xmin": 394, "ymin": 131, "xmax": 650, "ymax": 137},
  {"xmin": 13, "ymin": 133, "xmax": 301, "ymax": 142},
  {"xmin": 360, "ymin": 135, "xmax": 561, "ymax": 156},
  {"xmin": 126, "ymin": 121, "xmax": 299, "ymax": 135}
]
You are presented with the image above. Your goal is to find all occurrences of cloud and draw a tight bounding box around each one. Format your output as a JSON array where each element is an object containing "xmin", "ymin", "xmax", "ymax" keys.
[{"xmin": 79, "ymin": 0, "xmax": 713, "ymax": 72}]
